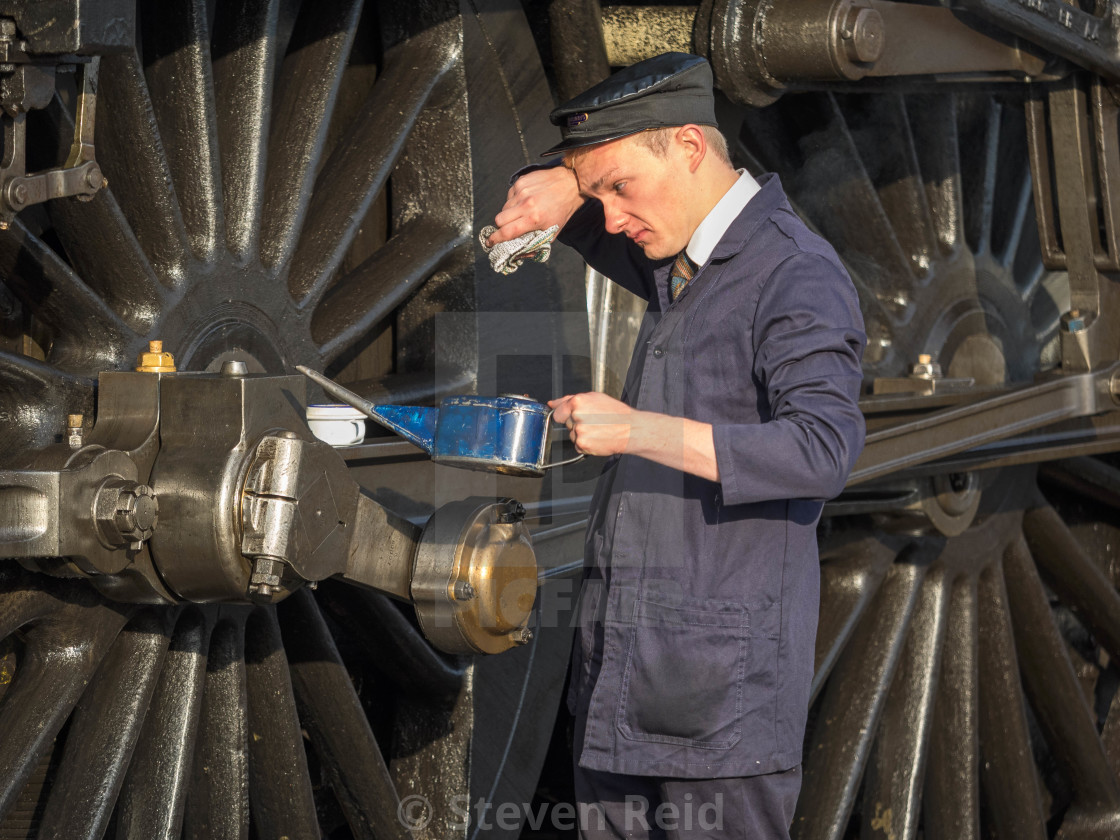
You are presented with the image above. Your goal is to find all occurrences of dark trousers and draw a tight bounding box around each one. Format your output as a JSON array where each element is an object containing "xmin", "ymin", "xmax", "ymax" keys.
[{"xmin": 571, "ymin": 713, "xmax": 801, "ymax": 840}]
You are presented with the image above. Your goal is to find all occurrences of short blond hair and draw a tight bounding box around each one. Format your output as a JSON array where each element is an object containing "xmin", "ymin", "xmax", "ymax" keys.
[{"xmin": 564, "ymin": 125, "xmax": 730, "ymax": 167}]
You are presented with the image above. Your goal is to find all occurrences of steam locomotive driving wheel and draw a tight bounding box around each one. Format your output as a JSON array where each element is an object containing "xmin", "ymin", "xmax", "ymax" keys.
[
  {"xmin": 0, "ymin": 1, "xmax": 581, "ymax": 838},
  {"xmin": 736, "ymin": 88, "xmax": 1120, "ymax": 839}
]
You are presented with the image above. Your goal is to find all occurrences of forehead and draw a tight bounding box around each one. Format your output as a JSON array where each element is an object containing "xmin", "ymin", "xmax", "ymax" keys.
[{"xmin": 569, "ymin": 136, "xmax": 647, "ymax": 186}]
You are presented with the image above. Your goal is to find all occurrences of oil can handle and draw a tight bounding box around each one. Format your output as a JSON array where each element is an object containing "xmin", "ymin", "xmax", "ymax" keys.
[
  {"xmin": 541, "ymin": 452, "xmax": 586, "ymax": 470},
  {"xmin": 541, "ymin": 408, "xmax": 586, "ymax": 470}
]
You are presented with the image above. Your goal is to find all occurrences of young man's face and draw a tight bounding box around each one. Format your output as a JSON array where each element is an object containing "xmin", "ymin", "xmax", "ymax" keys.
[{"xmin": 568, "ymin": 132, "xmax": 696, "ymax": 261}]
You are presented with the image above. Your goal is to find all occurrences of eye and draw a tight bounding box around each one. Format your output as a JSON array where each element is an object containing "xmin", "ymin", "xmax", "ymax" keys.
[{"xmin": 613, "ymin": 181, "xmax": 626, "ymax": 194}]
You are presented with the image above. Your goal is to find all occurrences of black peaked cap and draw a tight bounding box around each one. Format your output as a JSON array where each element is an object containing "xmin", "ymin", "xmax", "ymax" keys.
[{"xmin": 542, "ymin": 53, "xmax": 717, "ymax": 157}]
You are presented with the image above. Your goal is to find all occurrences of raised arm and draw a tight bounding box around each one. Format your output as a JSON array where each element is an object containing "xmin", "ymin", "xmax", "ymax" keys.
[{"xmin": 485, "ymin": 165, "xmax": 584, "ymax": 246}]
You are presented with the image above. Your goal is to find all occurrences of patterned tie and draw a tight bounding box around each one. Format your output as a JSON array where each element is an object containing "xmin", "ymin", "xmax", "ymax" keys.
[{"xmin": 670, "ymin": 250, "xmax": 696, "ymax": 300}]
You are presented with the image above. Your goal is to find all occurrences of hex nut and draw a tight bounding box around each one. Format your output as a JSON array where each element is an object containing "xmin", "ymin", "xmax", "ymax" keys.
[
  {"xmin": 498, "ymin": 500, "xmax": 526, "ymax": 524},
  {"xmin": 1061, "ymin": 308, "xmax": 1087, "ymax": 333},
  {"xmin": 96, "ymin": 481, "xmax": 158, "ymax": 547},
  {"xmin": 114, "ymin": 484, "xmax": 158, "ymax": 543},
  {"xmin": 511, "ymin": 626, "xmax": 534, "ymax": 645},
  {"xmin": 248, "ymin": 557, "xmax": 283, "ymax": 597},
  {"xmin": 909, "ymin": 354, "xmax": 942, "ymax": 380}
]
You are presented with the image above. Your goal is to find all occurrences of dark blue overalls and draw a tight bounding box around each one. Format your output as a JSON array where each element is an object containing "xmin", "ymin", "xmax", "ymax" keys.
[{"xmin": 559, "ymin": 174, "xmax": 866, "ymax": 839}]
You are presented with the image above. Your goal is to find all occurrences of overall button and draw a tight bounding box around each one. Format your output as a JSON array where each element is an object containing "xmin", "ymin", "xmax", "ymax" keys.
[{"xmin": 652, "ymin": 346, "xmax": 664, "ymax": 358}]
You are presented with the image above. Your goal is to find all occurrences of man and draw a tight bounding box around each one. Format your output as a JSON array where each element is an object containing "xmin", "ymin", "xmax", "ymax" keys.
[{"xmin": 487, "ymin": 53, "xmax": 865, "ymax": 839}]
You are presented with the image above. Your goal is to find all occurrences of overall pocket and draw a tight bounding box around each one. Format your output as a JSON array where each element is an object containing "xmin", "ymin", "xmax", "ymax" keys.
[{"xmin": 616, "ymin": 597, "xmax": 749, "ymax": 750}]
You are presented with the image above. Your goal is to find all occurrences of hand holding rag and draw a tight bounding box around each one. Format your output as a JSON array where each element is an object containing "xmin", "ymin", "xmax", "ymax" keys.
[{"xmin": 479, "ymin": 224, "xmax": 560, "ymax": 275}]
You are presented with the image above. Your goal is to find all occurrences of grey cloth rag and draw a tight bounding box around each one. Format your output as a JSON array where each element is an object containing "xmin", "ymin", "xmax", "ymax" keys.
[{"xmin": 479, "ymin": 224, "xmax": 560, "ymax": 274}]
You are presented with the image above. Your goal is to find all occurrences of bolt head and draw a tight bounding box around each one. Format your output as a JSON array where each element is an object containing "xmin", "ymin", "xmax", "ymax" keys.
[
  {"xmin": 843, "ymin": 7, "xmax": 884, "ymax": 63},
  {"xmin": 453, "ymin": 580, "xmax": 476, "ymax": 601},
  {"xmin": 498, "ymin": 500, "xmax": 526, "ymax": 524},
  {"xmin": 221, "ymin": 359, "xmax": 249, "ymax": 376},
  {"xmin": 511, "ymin": 626, "xmax": 533, "ymax": 645}
]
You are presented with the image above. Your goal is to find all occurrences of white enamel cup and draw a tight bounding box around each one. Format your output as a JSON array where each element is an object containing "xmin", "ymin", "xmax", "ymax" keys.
[{"xmin": 306, "ymin": 404, "xmax": 366, "ymax": 446}]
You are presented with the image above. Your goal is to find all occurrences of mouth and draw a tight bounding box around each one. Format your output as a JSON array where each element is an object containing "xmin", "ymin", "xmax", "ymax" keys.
[{"xmin": 628, "ymin": 229, "xmax": 649, "ymax": 245}]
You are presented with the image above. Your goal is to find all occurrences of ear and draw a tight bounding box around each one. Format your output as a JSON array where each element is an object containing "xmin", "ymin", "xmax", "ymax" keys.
[{"xmin": 675, "ymin": 125, "xmax": 707, "ymax": 173}]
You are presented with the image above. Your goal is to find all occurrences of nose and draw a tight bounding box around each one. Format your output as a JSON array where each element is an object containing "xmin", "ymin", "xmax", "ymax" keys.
[{"xmin": 601, "ymin": 197, "xmax": 628, "ymax": 235}]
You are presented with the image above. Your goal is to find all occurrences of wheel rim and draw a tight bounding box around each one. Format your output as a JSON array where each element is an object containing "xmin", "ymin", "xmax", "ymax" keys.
[
  {"xmin": 0, "ymin": 1, "xmax": 579, "ymax": 837},
  {"xmin": 731, "ymin": 90, "xmax": 1120, "ymax": 838}
]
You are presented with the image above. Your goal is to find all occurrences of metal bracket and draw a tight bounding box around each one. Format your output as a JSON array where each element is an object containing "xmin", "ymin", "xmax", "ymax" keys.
[
  {"xmin": 0, "ymin": 43, "xmax": 103, "ymax": 228},
  {"xmin": 961, "ymin": 0, "xmax": 1120, "ymax": 82},
  {"xmin": 1024, "ymin": 73, "xmax": 1120, "ymax": 371},
  {"xmin": 851, "ymin": 363, "xmax": 1120, "ymax": 484}
]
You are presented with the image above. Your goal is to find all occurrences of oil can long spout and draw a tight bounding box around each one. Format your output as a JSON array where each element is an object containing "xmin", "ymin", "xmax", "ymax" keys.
[{"xmin": 295, "ymin": 366, "xmax": 438, "ymax": 453}]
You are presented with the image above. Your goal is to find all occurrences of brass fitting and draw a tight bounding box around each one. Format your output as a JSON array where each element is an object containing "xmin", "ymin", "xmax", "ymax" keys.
[{"xmin": 135, "ymin": 340, "xmax": 176, "ymax": 373}]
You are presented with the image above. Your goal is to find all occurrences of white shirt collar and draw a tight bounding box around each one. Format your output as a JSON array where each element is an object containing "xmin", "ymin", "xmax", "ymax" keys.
[{"xmin": 684, "ymin": 169, "xmax": 761, "ymax": 267}]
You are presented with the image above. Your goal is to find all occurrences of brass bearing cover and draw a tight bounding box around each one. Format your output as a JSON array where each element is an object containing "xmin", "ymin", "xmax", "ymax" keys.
[{"xmin": 411, "ymin": 497, "xmax": 537, "ymax": 655}]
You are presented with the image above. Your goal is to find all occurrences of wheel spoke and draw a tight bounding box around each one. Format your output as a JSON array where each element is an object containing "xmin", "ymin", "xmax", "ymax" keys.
[
  {"xmin": 837, "ymin": 93, "xmax": 936, "ymax": 279},
  {"xmin": 44, "ymin": 93, "xmax": 167, "ymax": 327},
  {"xmin": 998, "ymin": 170, "xmax": 1035, "ymax": 272},
  {"xmin": 1023, "ymin": 503, "xmax": 1120, "ymax": 660},
  {"xmin": 786, "ymin": 95, "xmax": 914, "ymax": 322},
  {"xmin": 0, "ymin": 601, "xmax": 127, "ymax": 821},
  {"xmin": 794, "ymin": 546, "xmax": 931, "ymax": 840},
  {"xmin": 212, "ymin": 0, "xmax": 282, "ymax": 262},
  {"xmin": 906, "ymin": 93, "xmax": 963, "ymax": 256},
  {"xmin": 1004, "ymin": 532, "xmax": 1120, "ymax": 811},
  {"xmin": 244, "ymin": 607, "xmax": 318, "ymax": 839},
  {"xmin": 990, "ymin": 103, "xmax": 1031, "ymax": 267},
  {"xmin": 37, "ymin": 612, "xmax": 169, "ymax": 840},
  {"xmin": 290, "ymin": 44, "xmax": 456, "ymax": 308},
  {"xmin": 281, "ymin": 588, "xmax": 411, "ymax": 840},
  {"xmin": 924, "ymin": 575, "xmax": 980, "ymax": 840},
  {"xmin": 47, "ymin": 192, "xmax": 166, "ymax": 335},
  {"xmin": 141, "ymin": 0, "xmax": 224, "ymax": 262},
  {"xmin": 813, "ymin": 536, "xmax": 896, "ymax": 703},
  {"xmin": 1104, "ymin": 689, "xmax": 1120, "ymax": 785},
  {"xmin": 860, "ymin": 566, "xmax": 950, "ymax": 840},
  {"xmin": 259, "ymin": 0, "xmax": 364, "ymax": 272},
  {"xmin": 737, "ymin": 93, "xmax": 817, "ymax": 176},
  {"xmin": 184, "ymin": 616, "xmax": 250, "ymax": 840},
  {"xmin": 959, "ymin": 95, "xmax": 1000, "ymax": 255},
  {"xmin": 0, "ymin": 223, "xmax": 132, "ymax": 372},
  {"xmin": 977, "ymin": 557, "xmax": 1046, "ymax": 840},
  {"xmin": 312, "ymin": 219, "xmax": 467, "ymax": 363},
  {"xmin": 97, "ymin": 51, "xmax": 190, "ymax": 284},
  {"xmin": 1025, "ymin": 259, "xmax": 1048, "ymax": 313},
  {"xmin": 116, "ymin": 609, "xmax": 209, "ymax": 840},
  {"xmin": 314, "ymin": 580, "xmax": 465, "ymax": 702},
  {"xmin": 1040, "ymin": 457, "xmax": 1120, "ymax": 511}
]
